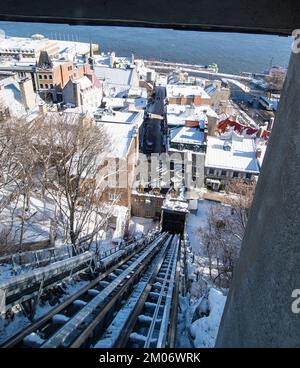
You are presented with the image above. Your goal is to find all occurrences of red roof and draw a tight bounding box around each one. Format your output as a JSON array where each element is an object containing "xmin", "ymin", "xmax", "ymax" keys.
[{"xmin": 218, "ymin": 118, "xmax": 270, "ymax": 140}]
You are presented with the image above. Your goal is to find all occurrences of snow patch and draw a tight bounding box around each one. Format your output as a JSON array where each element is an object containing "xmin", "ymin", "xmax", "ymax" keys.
[{"xmin": 190, "ymin": 288, "xmax": 226, "ymax": 348}]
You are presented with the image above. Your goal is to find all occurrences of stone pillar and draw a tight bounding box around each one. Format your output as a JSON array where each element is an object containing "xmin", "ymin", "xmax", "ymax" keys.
[{"xmin": 216, "ymin": 50, "xmax": 300, "ymax": 347}]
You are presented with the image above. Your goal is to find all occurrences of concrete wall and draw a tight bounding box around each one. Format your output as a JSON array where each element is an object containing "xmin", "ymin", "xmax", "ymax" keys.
[{"xmin": 216, "ymin": 50, "xmax": 300, "ymax": 347}]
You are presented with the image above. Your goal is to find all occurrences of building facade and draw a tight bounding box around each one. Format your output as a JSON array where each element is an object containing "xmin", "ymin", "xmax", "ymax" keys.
[
  {"xmin": 205, "ymin": 132, "xmax": 260, "ymax": 190},
  {"xmin": 36, "ymin": 51, "xmax": 92, "ymax": 102}
]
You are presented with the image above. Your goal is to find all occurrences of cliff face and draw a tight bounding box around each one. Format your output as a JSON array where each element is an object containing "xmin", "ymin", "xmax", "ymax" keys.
[{"xmin": 216, "ymin": 51, "xmax": 300, "ymax": 348}]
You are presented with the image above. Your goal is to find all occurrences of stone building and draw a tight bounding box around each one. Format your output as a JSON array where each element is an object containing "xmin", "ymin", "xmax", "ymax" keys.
[{"xmin": 131, "ymin": 186, "xmax": 165, "ymax": 219}]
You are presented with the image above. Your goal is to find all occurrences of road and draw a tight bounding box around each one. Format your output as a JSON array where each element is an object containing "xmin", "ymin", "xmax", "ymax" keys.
[{"xmin": 141, "ymin": 86, "xmax": 167, "ymax": 155}]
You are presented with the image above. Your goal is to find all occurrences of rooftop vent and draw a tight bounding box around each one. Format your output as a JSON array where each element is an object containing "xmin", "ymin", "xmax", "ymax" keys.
[{"xmin": 223, "ymin": 140, "xmax": 232, "ymax": 151}]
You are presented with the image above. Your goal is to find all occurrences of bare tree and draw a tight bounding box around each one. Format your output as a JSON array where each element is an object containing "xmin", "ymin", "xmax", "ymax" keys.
[
  {"xmin": 202, "ymin": 180, "xmax": 256, "ymax": 287},
  {"xmin": 33, "ymin": 113, "xmax": 119, "ymax": 253},
  {"xmin": 0, "ymin": 117, "xmax": 40, "ymax": 249},
  {"xmin": 0, "ymin": 111, "xmax": 126, "ymax": 256},
  {"xmin": 225, "ymin": 179, "xmax": 256, "ymax": 232}
]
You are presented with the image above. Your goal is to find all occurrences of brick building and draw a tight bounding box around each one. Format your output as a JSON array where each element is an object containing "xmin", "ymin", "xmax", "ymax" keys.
[{"xmin": 36, "ymin": 51, "xmax": 92, "ymax": 102}]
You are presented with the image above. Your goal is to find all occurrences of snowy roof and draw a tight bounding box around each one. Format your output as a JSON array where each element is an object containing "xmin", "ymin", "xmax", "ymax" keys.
[
  {"xmin": 0, "ymin": 36, "xmax": 97, "ymax": 57},
  {"xmin": 166, "ymin": 84, "xmax": 210, "ymax": 99},
  {"xmin": 102, "ymin": 96, "xmax": 147, "ymax": 110},
  {"xmin": 94, "ymin": 66, "xmax": 134, "ymax": 87},
  {"xmin": 94, "ymin": 109, "xmax": 143, "ymax": 125},
  {"xmin": 170, "ymin": 126, "xmax": 205, "ymax": 145},
  {"xmin": 0, "ymin": 36, "xmax": 53, "ymax": 53},
  {"xmin": 94, "ymin": 54, "xmax": 131, "ymax": 68},
  {"xmin": 205, "ymin": 84, "xmax": 217, "ymax": 96},
  {"xmin": 162, "ymin": 198, "xmax": 189, "ymax": 213},
  {"xmin": 166, "ymin": 104, "xmax": 216, "ymax": 126},
  {"xmin": 205, "ymin": 136, "xmax": 260, "ymax": 173},
  {"xmin": 0, "ymin": 81, "xmax": 28, "ymax": 117},
  {"xmin": 73, "ymin": 75, "xmax": 93, "ymax": 90},
  {"xmin": 102, "ymin": 123, "xmax": 136, "ymax": 157}
]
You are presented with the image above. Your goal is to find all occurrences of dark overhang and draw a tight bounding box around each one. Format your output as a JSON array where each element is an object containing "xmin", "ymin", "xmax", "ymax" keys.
[{"xmin": 0, "ymin": 0, "xmax": 299, "ymax": 36}]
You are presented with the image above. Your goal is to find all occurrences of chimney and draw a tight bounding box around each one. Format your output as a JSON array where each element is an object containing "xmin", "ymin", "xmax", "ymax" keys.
[
  {"xmin": 256, "ymin": 148, "xmax": 262, "ymax": 158},
  {"xmin": 230, "ymin": 114, "xmax": 237, "ymax": 122},
  {"xmin": 110, "ymin": 52, "xmax": 116, "ymax": 68},
  {"xmin": 204, "ymin": 128, "xmax": 208, "ymax": 141},
  {"xmin": 268, "ymin": 117, "xmax": 275, "ymax": 131},
  {"xmin": 73, "ymin": 80, "xmax": 81, "ymax": 107},
  {"xmin": 207, "ymin": 115, "xmax": 217, "ymax": 136},
  {"xmin": 19, "ymin": 78, "xmax": 36, "ymax": 110},
  {"xmin": 39, "ymin": 102, "xmax": 47, "ymax": 115},
  {"xmin": 146, "ymin": 71, "xmax": 152, "ymax": 82},
  {"xmin": 257, "ymin": 126, "xmax": 266, "ymax": 138},
  {"xmin": 131, "ymin": 53, "xmax": 135, "ymax": 64}
]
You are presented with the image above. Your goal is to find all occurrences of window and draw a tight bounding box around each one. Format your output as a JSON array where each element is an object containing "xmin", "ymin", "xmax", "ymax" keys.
[
  {"xmin": 44, "ymin": 75, "xmax": 48, "ymax": 79},
  {"xmin": 38, "ymin": 74, "xmax": 42, "ymax": 79},
  {"xmin": 209, "ymin": 168, "xmax": 214, "ymax": 175},
  {"xmin": 109, "ymin": 192, "xmax": 118, "ymax": 201},
  {"xmin": 246, "ymin": 173, "xmax": 252, "ymax": 180},
  {"xmin": 49, "ymin": 75, "xmax": 52, "ymax": 79},
  {"xmin": 221, "ymin": 170, "xmax": 226, "ymax": 176},
  {"xmin": 233, "ymin": 171, "xmax": 239, "ymax": 178},
  {"xmin": 45, "ymin": 84, "xmax": 48, "ymax": 89},
  {"xmin": 40, "ymin": 83, "xmax": 44, "ymax": 89},
  {"xmin": 50, "ymin": 84, "xmax": 53, "ymax": 89}
]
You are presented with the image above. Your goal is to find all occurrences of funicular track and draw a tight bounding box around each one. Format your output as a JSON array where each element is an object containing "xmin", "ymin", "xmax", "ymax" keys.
[{"xmin": 1, "ymin": 232, "xmax": 181, "ymax": 348}]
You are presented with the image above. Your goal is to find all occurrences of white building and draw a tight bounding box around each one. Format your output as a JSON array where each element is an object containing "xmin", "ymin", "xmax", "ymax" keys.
[
  {"xmin": 0, "ymin": 34, "xmax": 98, "ymax": 60},
  {"xmin": 166, "ymin": 104, "xmax": 217, "ymax": 126},
  {"xmin": 62, "ymin": 74, "xmax": 102, "ymax": 112},
  {"xmin": 166, "ymin": 84, "xmax": 211, "ymax": 105},
  {"xmin": 205, "ymin": 131, "xmax": 260, "ymax": 190}
]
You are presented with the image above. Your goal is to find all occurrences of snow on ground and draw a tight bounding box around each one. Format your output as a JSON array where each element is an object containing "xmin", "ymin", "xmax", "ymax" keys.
[
  {"xmin": 0, "ymin": 278, "xmax": 89, "ymax": 345},
  {"xmin": 0, "ymin": 264, "xmax": 15, "ymax": 282},
  {"xmin": 128, "ymin": 216, "xmax": 159, "ymax": 237},
  {"xmin": 0, "ymin": 190, "xmax": 54, "ymax": 247},
  {"xmin": 190, "ymin": 288, "xmax": 226, "ymax": 348},
  {"xmin": 186, "ymin": 199, "xmax": 212, "ymax": 256},
  {"xmin": 177, "ymin": 199, "xmax": 230, "ymax": 348},
  {"xmin": 176, "ymin": 296, "xmax": 193, "ymax": 348}
]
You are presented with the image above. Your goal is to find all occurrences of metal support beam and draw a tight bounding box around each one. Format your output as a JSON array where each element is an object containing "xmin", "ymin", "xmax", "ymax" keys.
[{"xmin": 0, "ymin": 0, "xmax": 299, "ymax": 36}]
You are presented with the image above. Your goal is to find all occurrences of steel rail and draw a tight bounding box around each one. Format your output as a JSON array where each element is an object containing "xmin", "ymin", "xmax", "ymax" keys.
[
  {"xmin": 113, "ymin": 235, "xmax": 179, "ymax": 348},
  {"xmin": 41, "ymin": 233, "xmax": 168, "ymax": 348},
  {"xmin": 1, "ymin": 234, "xmax": 160, "ymax": 348},
  {"xmin": 68, "ymin": 234, "xmax": 170, "ymax": 348},
  {"xmin": 156, "ymin": 235, "xmax": 180, "ymax": 347},
  {"xmin": 98, "ymin": 235, "xmax": 174, "ymax": 348},
  {"xmin": 167, "ymin": 237, "xmax": 181, "ymax": 348},
  {"xmin": 143, "ymin": 235, "xmax": 179, "ymax": 348}
]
